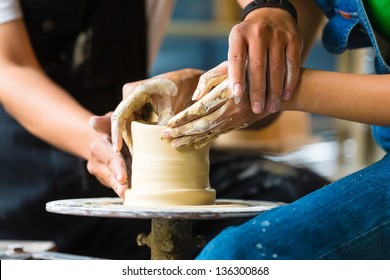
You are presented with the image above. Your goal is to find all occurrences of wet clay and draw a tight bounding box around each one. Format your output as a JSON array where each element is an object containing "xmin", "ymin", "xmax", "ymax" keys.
[{"xmin": 123, "ymin": 121, "xmax": 216, "ymax": 207}]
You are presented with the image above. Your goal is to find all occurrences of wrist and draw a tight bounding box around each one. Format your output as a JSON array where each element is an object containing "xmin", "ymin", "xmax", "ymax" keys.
[
  {"xmin": 280, "ymin": 67, "xmax": 307, "ymax": 112},
  {"xmin": 241, "ymin": 0, "xmax": 298, "ymax": 22}
]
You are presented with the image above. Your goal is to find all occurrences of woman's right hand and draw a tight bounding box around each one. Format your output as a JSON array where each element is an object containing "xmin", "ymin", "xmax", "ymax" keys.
[{"xmin": 162, "ymin": 67, "xmax": 273, "ymax": 149}]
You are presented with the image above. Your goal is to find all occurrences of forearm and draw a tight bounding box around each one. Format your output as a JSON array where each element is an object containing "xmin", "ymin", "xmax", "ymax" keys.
[
  {"xmin": 0, "ymin": 19, "xmax": 98, "ymax": 160},
  {"xmin": 284, "ymin": 68, "xmax": 390, "ymax": 126},
  {"xmin": 0, "ymin": 65, "xmax": 97, "ymax": 160}
]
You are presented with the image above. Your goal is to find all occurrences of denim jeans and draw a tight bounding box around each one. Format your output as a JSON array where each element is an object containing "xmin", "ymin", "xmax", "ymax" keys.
[{"xmin": 196, "ymin": 153, "xmax": 390, "ymax": 260}]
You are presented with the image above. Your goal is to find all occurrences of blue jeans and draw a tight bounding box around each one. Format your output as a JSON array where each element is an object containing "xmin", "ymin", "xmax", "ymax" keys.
[{"xmin": 196, "ymin": 153, "xmax": 390, "ymax": 259}]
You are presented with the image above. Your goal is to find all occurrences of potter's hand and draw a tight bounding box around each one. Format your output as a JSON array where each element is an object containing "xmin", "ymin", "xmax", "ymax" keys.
[
  {"xmin": 87, "ymin": 113, "xmax": 131, "ymax": 198},
  {"xmin": 162, "ymin": 75, "xmax": 271, "ymax": 149},
  {"xmin": 111, "ymin": 68, "xmax": 204, "ymax": 152},
  {"xmin": 227, "ymin": 7, "xmax": 302, "ymax": 113}
]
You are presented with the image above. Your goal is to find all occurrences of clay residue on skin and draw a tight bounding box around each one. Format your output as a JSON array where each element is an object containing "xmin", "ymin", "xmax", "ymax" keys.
[
  {"xmin": 164, "ymin": 78, "xmax": 251, "ymax": 148},
  {"xmin": 196, "ymin": 72, "xmax": 227, "ymax": 99},
  {"xmin": 112, "ymin": 93, "xmax": 149, "ymax": 151},
  {"xmin": 168, "ymin": 103, "xmax": 229, "ymax": 137},
  {"xmin": 157, "ymin": 108, "xmax": 174, "ymax": 125},
  {"xmin": 136, "ymin": 78, "xmax": 178, "ymax": 96},
  {"xmin": 111, "ymin": 78, "xmax": 178, "ymax": 151},
  {"xmin": 168, "ymin": 79, "xmax": 232, "ymax": 128}
]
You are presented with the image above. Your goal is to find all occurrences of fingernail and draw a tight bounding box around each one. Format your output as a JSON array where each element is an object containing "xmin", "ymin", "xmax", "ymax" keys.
[
  {"xmin": 161, "ymin": 129, "xmax": 170, "ymax": 139},
  {"xmin": 283, "ymin": 91, "xmax": 292, "ymax": 100},
  {"xmin": 88, "ymin": 117, "xmax": 96, "ymax": 127},
  {"xmin": 267, "ymin": 103, "xmax": 279, "ymax": 113},
  {"xmin": 116, "ymin": 185, "xmax": 125, "ymax": 195},
  {"xmin": 115, "ymin": 173, "xmax": 125, "ymax": 183},
  {"xmin": 233, "ymin": 94, "xmax": 242, "ymax": 104},
  {"xmin": 233, "ymin": 84, "xmax": 243, "ymax": 97},
  {"xmin": 192, "ymin": 89, "xmax": 200, "ymax": 101},
  {"xmin": 252, "ymin": 102, "xmax": 263, "ymax": 114}
]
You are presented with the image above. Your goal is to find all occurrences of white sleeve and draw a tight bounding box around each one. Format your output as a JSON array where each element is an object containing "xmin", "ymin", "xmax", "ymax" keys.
[{"xmin": 0, "ymin": 0, "xmax": 22, "ymax": 24}]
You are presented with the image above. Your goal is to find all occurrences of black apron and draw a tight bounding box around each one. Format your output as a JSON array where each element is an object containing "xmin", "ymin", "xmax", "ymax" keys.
[{"xmin": 21, "ymin": 0, "xmax": 147, "ymax": 115}]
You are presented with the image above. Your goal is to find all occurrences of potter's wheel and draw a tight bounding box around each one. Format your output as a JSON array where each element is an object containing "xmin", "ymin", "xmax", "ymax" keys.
[
  {"xmin": 46, "ymin": 197, "xmax": 282, "ymax": 220},
  {"xmin": 46, "ymin": 198, "xmax": 282, "ymax": 260}
]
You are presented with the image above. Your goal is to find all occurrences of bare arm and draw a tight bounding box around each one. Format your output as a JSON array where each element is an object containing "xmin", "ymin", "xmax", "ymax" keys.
[
  {"xmin": 163, "ymin": 68, "xmax": 390, "ymax": 148},
  {"xmin": 0, "ymin": 19, "xmax": 98, "ymax": 160},
  {"xmin": 285, "ymin": 69, "xmax": 390, "ymax": 126}
]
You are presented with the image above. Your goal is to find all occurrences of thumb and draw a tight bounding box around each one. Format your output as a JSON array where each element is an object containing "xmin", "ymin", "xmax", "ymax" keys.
[{"xmin": 89, "ymin": 115, "xmax": 112, "ymax": 134}]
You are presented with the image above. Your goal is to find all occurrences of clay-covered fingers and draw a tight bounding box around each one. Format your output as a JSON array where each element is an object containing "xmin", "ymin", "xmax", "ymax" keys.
[
  {"xmin": 172, "ymin": 123, "xmax": 246, "ymax": 149},
  {"xmin": 112, "ymin": 78, "xmax": 178, "ymax": 152},
  {"xmin": 165, "ymin": 103, "xmax": 230, "ymax": 138},
  {"xmin": 163, "ymin": 78, "xmax": 259, "ymax": 149},
  {"xmin": 166, "ymin": 78, "xmax": 232, "ymax": 128},
  {"xmin": 112, "ymin": 75, "xmax": 194, "ymax": 152},
  {"xmin": 162, "ymin": 78, "xmax": 272, "ymax": 149},
  {"xmin": 111, "ymin": 90, "xmax": 147, "ymax": 153},
  {"xmin": 192, "ymin": 62, "xmax": 228, "ymax": 101},
  {"xmin": 165, "ymin": 104, "xmax": 247, "ymax": 149}
]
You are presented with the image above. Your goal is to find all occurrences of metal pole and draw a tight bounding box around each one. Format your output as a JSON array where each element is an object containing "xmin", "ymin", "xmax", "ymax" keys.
[{"xmin": 137, "ymin": 219, "xmax": 193, "ymax": 260}]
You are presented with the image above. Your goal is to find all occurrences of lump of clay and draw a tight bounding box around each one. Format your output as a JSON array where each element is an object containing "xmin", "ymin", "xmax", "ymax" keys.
[{"xmin": 123, "ymin": 121, "xmax": 216, "ymax": 207}]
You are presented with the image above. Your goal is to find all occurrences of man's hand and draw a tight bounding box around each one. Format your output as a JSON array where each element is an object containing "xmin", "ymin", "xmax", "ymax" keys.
[
  {"xmin": 227, "ymin": 7, "xmax": 302, "ymax": 114},
  {"xmin": 87, "ymin": 114, "xmax": 130, "ymax": 198}
]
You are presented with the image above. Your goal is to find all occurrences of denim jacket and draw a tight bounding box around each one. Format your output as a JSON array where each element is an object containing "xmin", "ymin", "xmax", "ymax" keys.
[{"xmin": 315, "ymin": 0, "xmax": 390, "ymax": 151}]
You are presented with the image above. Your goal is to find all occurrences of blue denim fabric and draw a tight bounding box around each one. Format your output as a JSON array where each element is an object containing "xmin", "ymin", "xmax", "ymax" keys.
[
  {"xmin": 197, "ymin": 154, "xmax": 390, "ymax": 260},
  {"xmin": 195, "ymin": 0, "xmax": 390, "ymax": 260}
]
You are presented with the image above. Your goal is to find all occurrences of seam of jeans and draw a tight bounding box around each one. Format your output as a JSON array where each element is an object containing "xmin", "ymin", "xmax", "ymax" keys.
[
  {"xmin": 355, "ymin": 0, "xmax": 390, "ymax": 72},
  {"xmin": 314, "ymin": 219, "xmax": 390, "ymax": 259}
]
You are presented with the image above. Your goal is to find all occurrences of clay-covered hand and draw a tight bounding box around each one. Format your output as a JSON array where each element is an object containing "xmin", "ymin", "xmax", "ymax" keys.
[
  {"xmin": 227, "ymin": 7, "xmax": 302, "ymax": 114},
  {"xmin": 111, "ymin": 68, "xmax": 204, "ymax": 153},
  {"xmin": 162, "ymin": 72, "xmax": 271, "ymax": 149},
  {"xmin": 87, "ymin": 113, "xmax": 130, "ymax": 198}
]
